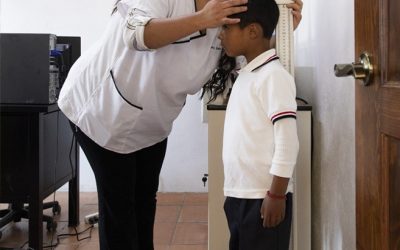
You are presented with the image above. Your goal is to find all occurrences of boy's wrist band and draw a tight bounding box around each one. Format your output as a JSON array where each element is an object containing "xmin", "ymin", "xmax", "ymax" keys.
[{"xmin": 267, "ymin": 190, "xmax": 287, "ymax": 200}]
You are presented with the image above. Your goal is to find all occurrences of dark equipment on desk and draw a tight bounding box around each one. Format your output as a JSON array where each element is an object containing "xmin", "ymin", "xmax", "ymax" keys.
[
  {"xmin": 0, "ymin": 33, "xmax": 81, "ymax": 249},
  {"xmin": 0, "ymin": 33, "xmax": 80, "ymax": 104}
]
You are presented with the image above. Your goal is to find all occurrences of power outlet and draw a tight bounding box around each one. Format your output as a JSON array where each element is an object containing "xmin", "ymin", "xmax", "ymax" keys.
[{"xmin": 84, "ymin": 212, "xmax": 99, "ymax": 225}]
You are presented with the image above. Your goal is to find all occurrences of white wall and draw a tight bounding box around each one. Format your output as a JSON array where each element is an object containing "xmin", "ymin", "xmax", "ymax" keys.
[
  {"xmin": 294, "ymin": 0, "xmax": 356, "ymax": 249},
  {"xmin": 1, "ymin": 0, "xmax": 357, "ymax": 248},
  {"xmin": 0, "ymin": 0, "xmax": 209, "ymax": 193}
]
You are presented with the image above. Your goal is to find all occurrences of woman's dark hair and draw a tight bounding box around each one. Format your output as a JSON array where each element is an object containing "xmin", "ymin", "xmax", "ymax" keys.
[
  {"xmin": 112, "ymin": 0, "xmax": 121, "ymax": 15},
  {"xmin": 202, "ymin": 0, "xmax": 280, "ymax": 102},
  {"xmin": 201, "ymin": 51, "xmax": 236, "ymax": 103}
]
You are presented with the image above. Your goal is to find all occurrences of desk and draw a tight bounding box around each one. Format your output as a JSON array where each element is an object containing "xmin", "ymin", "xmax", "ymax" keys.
[{"xmin": 0, "ymin": 104, "xmax": 79, "ymax": 250}]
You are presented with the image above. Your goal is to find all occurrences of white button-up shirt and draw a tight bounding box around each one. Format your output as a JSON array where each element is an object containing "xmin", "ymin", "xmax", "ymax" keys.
[{"xmin": 58, "ymin": 0, "xmax": 222, "ymax": 153}]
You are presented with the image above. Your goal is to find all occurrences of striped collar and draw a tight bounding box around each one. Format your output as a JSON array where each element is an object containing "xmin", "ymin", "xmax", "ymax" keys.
[{"xmin": 239, "ymin": 49, "xmax": 279, "ymax": 73}]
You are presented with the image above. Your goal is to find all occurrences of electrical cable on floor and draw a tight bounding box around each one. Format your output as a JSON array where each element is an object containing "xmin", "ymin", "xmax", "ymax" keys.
[
  {"xmin": 18, "ymin": 126, "xmax": 94, "ymax": 250},
  {"xmin": 57, "ymin": 224, "xmax": 95, "ymax": 242},
  {"xmin": 42, "ymin": 224, "xmax": 95, "ymax": 249},
  {"xmin": 19, "ymin": 222, "xmax": 94, "ymax": 249}
]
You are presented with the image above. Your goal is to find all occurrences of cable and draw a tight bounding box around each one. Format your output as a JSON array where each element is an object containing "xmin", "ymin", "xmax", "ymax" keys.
[
  {"xmin": 69, "ymin": 133, "xmax": 76, "ymax": 178},
  {"xmin": 57, "ymin": 224, "xmax": 95, "ymax": 242},
  {"xmin": 43, "ymin": 225, "xmax": 95, "ymax": 249},
  {"xmin": 18, "ymin": 220, "xmax": 94, "ymax": 249},
  {"xmin": 43, "ymin": 237, "xmax": 60, "ymax": 249},
  {"xmin": 19, "ymin": 241, "xmax": 30, "ymax": 249},
  {"xmin": 18, "ymin": 117, "xmax": 86, "ymax": 250},
  {"xmin": 18, "ymin": 224, "xmax": 94, "ymax": 249},
  {"xmin": 19, "ymin": 240, "xmax": 40, "ymax": 249},
  {"xmin": 295, "ymin": 96, "xmax": 309, "ymax": 104}
]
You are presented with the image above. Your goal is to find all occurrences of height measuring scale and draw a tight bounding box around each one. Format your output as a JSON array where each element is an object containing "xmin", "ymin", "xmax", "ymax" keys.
[
  {"xmin": 275, "ymin": 1, "xmax": 299, "ymax": 249},
  {"xmin": 275, "ymin": 0, "xmax": 295, "ymax": 76},
  {"xmin": 275, "ymin": 2, "xmax": 312, "ymax": 250}
]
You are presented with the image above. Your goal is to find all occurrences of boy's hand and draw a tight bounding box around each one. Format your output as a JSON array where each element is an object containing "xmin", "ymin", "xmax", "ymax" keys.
[
  {"xmin": 260, "ymin": 196, "xmax": 286, "ymax": 228},
  {"xmin": 287, "ymin": 0, "xmax": 303, "ymax": 30}
]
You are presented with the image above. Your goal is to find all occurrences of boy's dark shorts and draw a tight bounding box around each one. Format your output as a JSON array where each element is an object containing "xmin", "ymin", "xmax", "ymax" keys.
[{"xmin": 224, "ymin": 193, "xmax": 293, "ymax": 250}]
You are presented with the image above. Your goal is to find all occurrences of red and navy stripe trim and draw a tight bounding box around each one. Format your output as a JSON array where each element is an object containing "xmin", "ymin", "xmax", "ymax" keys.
[
  {"xmin": 271, "ymin": 111, "xmax": 296, "ymax": 124},
  {"xmin": 251, "ymin": 54, "xmax": 279, "ymax": 72}
]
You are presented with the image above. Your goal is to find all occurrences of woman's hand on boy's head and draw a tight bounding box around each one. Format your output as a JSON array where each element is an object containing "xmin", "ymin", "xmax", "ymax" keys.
[
  {"xmin": 287, "ymin": 0, "xmax": 303, "ymax": 30},
  {"xmin": 199, "ymin": 0, "xmax": 248, "ymax": 29}
]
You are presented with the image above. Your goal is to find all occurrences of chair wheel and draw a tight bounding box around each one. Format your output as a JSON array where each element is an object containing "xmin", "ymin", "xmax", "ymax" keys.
[
  {"xmin": 52, "ymin": 204, "xmax": 61, "ymax": 215},
  {"xmin": 46, "ymin": 220, "xmax": 57, "ymax": 231}
]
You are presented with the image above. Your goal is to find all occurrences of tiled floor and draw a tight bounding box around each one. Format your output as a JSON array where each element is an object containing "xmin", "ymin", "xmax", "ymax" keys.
[{"xmin": 0, "ymin": 192, "xmax": 208, "ymax": 250}]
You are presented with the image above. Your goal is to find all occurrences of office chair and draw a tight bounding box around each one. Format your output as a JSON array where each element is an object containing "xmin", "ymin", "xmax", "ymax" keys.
[{"xmin": 0, "ymin": 201, "xmax": 61, "ymax": 239}]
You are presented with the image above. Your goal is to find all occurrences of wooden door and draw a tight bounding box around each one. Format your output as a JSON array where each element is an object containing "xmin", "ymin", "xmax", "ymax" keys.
[{"xmin": 355, "ymin": 0, "xmax": 400, "ymax": 249}]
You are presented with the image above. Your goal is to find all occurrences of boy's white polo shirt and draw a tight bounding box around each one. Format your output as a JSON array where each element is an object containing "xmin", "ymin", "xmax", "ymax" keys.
[
  {"xmin": 223, "ymin": 49, "xmax": 298, "ymax": 199},
  {"xmin": 58, "ymin": 0, "xmax": 222, "ymax": 154}
]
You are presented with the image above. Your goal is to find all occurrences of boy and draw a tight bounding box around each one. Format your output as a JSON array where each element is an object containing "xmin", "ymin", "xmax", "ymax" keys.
[{"xmin": 220, "ymin": 0, "xmax": 299, "ymax": 249}]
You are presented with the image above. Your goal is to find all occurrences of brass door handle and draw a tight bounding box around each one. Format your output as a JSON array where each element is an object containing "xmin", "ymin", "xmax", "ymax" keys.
[{"xmin": 334, "ymin": 52, "xmax": 373, "ymax": 86}]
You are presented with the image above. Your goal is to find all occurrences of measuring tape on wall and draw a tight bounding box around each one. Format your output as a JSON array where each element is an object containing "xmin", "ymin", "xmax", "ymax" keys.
[{"xmin": 275, "ymin": 0, "xmax": 294, "ymax": 76}]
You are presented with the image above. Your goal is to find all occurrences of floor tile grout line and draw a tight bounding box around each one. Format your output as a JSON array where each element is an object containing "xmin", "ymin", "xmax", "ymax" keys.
[{"xmin": 169, "ymin": 193, "xmax": 185, "ymax": 245}]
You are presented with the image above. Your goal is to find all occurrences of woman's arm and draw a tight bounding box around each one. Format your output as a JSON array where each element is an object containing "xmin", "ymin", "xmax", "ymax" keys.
[{"xmin": 143, "ymin": 0, "xmax": 248, "ymax": 49}]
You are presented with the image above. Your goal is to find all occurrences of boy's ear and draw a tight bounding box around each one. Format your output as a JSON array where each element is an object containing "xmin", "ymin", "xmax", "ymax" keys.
[{"xmin": 248, "ymin": 23, "xmax": 263, "ymax": 39}]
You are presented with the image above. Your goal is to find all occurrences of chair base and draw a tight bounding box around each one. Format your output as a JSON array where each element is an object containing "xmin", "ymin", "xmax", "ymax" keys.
[{"xmin": 0, "ymin": 201, "xmax": 61, "ymax": 239}]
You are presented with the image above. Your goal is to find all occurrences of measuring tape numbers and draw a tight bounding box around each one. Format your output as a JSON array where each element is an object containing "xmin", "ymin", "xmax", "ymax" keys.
[{"xmin": 275, "ymin": 0, "xmax": 294, "ymax": 76}]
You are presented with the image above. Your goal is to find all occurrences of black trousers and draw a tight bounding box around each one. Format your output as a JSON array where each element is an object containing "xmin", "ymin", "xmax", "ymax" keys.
[
  {"xmin": 224, "ymin": 193, "xmax": 293, "ymax": 250},
  {"xmin": 71, "ymin": 123, "xmax": 167, "ymax": 250}
]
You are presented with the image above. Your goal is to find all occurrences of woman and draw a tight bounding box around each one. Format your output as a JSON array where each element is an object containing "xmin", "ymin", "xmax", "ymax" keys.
[{"xmin": 58, "ymin": 0, "xmax": 303, "ymax": 249}]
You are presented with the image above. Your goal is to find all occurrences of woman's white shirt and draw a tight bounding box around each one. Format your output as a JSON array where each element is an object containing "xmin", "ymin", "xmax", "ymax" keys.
[{"xmin": 58, "ymin": 0, "xmax": 222, "ymax": 153}]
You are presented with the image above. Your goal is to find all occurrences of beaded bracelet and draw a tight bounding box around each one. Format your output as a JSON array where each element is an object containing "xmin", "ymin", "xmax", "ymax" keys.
[{"xmin": 267, "ymin": 190, "xmax": 287, "ymax": 200}]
